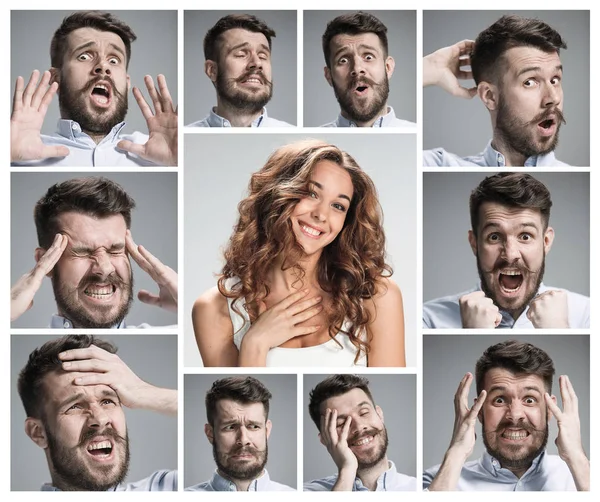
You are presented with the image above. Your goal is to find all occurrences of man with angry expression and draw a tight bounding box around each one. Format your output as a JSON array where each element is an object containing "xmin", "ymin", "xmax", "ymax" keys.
[
  {"xmin": 304, "ymin": 375, "xmax": 416, "ymax": 491},
  {"xmin": 423, "ymin": 172, "xmax": 589, "ymax": 329},
  {"xmin": 185, "ymin": 376, "xmax": 294, "ymax": 491},
  {"xmin": 17, "ymin": 335, "xmax": 177, "ymax": 491},
  {"xmin": 423, "ymin": 340, "xmax": 589, "ymax": 491}
]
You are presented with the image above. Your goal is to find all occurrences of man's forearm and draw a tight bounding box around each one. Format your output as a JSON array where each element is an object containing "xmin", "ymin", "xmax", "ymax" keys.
[
  {"xmin": 428, "ymin": 448, "xmax": 466, "ymax": 491},
  {"xmin": 138, "ymin": 385, "xmax": 178, "ymax": 416},
  {"xmin": 566, "ymin": 452, "xmax": 590, "ymax": 491},
  {"xmin": 332, "ymin": 467, "xmax": 356, "ymax": 491}
]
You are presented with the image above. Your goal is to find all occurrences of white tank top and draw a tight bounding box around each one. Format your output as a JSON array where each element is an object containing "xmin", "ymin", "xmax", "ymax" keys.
[{"xmin": 224, "ymin": 278, "xmax": 366, "ymax": 367}]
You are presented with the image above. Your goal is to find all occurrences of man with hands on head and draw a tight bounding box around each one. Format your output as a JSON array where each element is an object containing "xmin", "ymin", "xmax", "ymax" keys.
[
  {"xmin": 11, "ymin": 11, "xmax": 177, "ymax": 167},
  {"xmin": 18, "ymin": 335, "xmax": 177, "ymax": 491},
  {"xmin": 10, "ymin": 177, "xmax": 177, "ymax": 328},
  {"xmin": 422, "ymin": 172, "xmax": 589, "ymax": 329},
  {"xmin": 423, "ymin": 15, "xmax": 568, "ymax": 167},
  {"xmin": 423, "ymin": 340, "xmax": 589, "ymax": 491},
  {"xmin": 304, "ymin": 375, "xmax": 416, "ymax": 491}
]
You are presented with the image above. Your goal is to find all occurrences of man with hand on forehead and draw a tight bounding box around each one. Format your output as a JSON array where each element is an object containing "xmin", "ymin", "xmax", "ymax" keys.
[
  {"xmin": 11, "ymin": 10, "xmax": 177, "ymax": 167},
  {"xmin": 423, "ymin": 172, "xmax": 589, "ymax": 329},
  {"xmin": 10, "ymin": 177, "xmax": 177, "ymax": 328},
  {"xmin": 423, "ymin": 340, "xmax": 589, "ymax": 491},
  {"xmin": 304, "ymin": 374, "xmax": 416, "ymax": 491}
]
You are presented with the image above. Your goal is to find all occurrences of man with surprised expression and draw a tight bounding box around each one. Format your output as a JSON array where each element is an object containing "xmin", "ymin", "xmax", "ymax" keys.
[
  {"xmin": 424, "ymin": 15, "xmax": 568, "ymax": 166},
  {"xmin": 186, "ymin": 376, "xmax": 294, "ymax": 491},
  {"xmin": 18, "ymin": 335, "xmax": 177, "ymax": 491},
  {"xmin": 423, "ymin": 172, "xmax": 589, "ymax": 329},
  {"xmin": 321, "ymin": 12, "xmax": 415, "ymax": 128},
  {"xmin": 188, "ymin": 14, "xmax": 293, "ymax": 127},
  {"xmin": 423, "ymin": 340, "xmax": 589, "ymax": 491},
  {"xmin": 305, "ymin": 375, "xmax": 416, "ymax": 491},
  {"xmin": 11, "ymin": 11, "xmax": 177, "ymax": 167},
  {"xmin": 10, "ymin": 177, "xmax": 177, "ymax": 328}
]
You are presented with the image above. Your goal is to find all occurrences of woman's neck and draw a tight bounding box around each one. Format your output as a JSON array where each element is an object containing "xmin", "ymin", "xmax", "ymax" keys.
[{"xmin": 269, "ymin": 253, "xmax": 321, "ymax": 292}]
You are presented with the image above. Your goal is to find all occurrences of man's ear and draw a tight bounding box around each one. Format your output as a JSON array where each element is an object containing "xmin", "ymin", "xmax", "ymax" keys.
[
  {"xmin": 205, "ymin": 60, "xmax": 218, "ymax": 83},
  {"xmin": 25, "ymin": 418, "xmax": 48, "ymax": 449},
  {"xmin": 324, "ymin": 66, "xmax": 333, "ymax": 87},
  {"xmin": 126, "ymin": 74, "xmax": 131, "ymax": 92},
  {"xmin": 265, "ymin": 419, "xmax": 272, "ymax": 440},
  {"xmin": 547, "ymin": 394, "xmax": 558, "ymax": 420},
  {"xmin": 376, "ymin": 405, "xmax": 384, "ymax": 423},
  {"xmin": 49, "ymin": 68, "xmax": 60, "ymax": 86},
  {"xmin": 474, "ymin": 397, "xmax": 484, "ymax": 424},
  {"xmin": 543, "ymin": 227, "xmax": 555, "ymax": 255},
  {"xmin": 204, "ymin": 423, "xmax": 214, "ymax": 444},
  {"xmin": 477, "ymin": 81, "xmax": 499, "ymax": 111},
  {"xmin": 385, "ymin": 56, "xmax": 395, "ymax": 79},
  {"xmin": 468, "ymin": 230, "xmax": 478, "ymax": 257}
]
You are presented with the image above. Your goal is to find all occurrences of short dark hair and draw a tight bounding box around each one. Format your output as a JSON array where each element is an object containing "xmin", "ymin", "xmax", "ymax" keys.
[
  {"xmin": 322, "ymin": 11, "xmax": 389, "ymax": 68},
  {"xmin": 203, "ymin": 14, "xmax": 276, "ymax": 62},
  {"xmin": 471, "ymin": 15, "xmax": 567, "ymax": 85},
  {"xmin": 205, "ymin": 376, "xmax": 272, "ymax": 427},
  {"xmin": 18, "ymin": 335, "xmax": 117, "ymax": 419},
  {"xmin": 34, "ymin": 177, "xmax": 136, "ymax": 249},
  {"xmin": 475, "ymin": 339, "xmax": 555, "ymax": 394},
  {"xmin": 469, "ymin": 172, "xmax": 552, "ymax": 238},
  {"xmin": 308, "ymin": 374, "xmax": 375, "ymax": 431},
  {"xmin": 50, "ymin": 11, "xmax": 137, "ymax": 70}
]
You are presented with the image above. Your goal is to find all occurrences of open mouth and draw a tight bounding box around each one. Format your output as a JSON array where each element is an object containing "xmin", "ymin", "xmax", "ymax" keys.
[
  {"xmin": 90, "ymin": 83, "xmax": 112, "ymax": 107},
  {"xmin": 537, "ymin": 117, "xmax": 556, "ymax": 136},
  {"xmin": 497, "ymin": 269, "xmax": 523, "ymax": 294},
  {"xmin": 298, "ymin": 220, "xmax": 324, "ymax": 239},
  {"xmin": 87, "ymin": 439, "xmax": 114, "ymax": 459},
  {"xmin": 354, "ymin": 84, "xmax": 369, "ymax": 95},
  {"xmin": 83, "ymin": 284, "xmax": 117, "ymax": 300},
  {"xmin": 500, "ymin": 429, "xmax": 530, "ymax": 441},
  {"xmin": 241, "ymin": 75, "xmax": 263, "ymax": 85}
]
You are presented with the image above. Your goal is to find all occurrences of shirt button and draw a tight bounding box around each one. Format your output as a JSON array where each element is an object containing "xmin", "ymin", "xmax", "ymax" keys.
[
  {"xmin": 63, "ymin": 320, "xmax": 71, "ymax": 328},
  {"xmin": 72, "ymin": 123, "xmax": 80, "ymax": 133}
]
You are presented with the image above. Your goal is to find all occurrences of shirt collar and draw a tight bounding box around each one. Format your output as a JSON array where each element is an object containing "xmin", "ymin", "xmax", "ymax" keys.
[
  {"xmin": 50, "ymin": 314, "xmax": 126, "ymax": 329},
  {"xmin": 42, "ymin": 482, "xmax": 118, "ymax": 491},
  {"xmin": 336, "ymin": 106, "xmax": 395, "ymax": 128},
  {"xmin": 483, "ymin": 141, "xmax": 558, "ymax": 167},
  {"xmin": 353, "ymin": 460, "xmax": 396, "ymax": 491},
  {"xmin": 206, "ymin": 107, "xmax": 268, "ymax": 128},
  {"xmin": 482, "ymin": 449, "xmax": 546, "ymax": 478},
  {"xmin": 209, "ymin": 469, "xmax": 271, "ymax": 491},
  {"xmin": 55, "ymin": 119, "xmax": 126, "ymax": 143}
]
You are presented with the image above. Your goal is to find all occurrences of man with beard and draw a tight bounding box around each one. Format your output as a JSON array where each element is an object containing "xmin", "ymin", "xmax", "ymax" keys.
[
  {"xmin": 188, "ymin": 14, "xmax": 292, "ymax": 127},
  {"xmin": 423, "ymin": 15, "xmax": 568, "ymax": 166},
  {"xmin": 17, "ymin": 335, "xmax": 177, "ymax": 491},
  {"xmin": 11, "ymin": 11, "xmax": 177, "ymax": 167},
  {"xmin": 10, "ymin": 177, "xmax": 178, "ymax": 328},
  {"xmin": 320, "ymin": 12, "xmax": 415, "ymax": 128},
  {"xmin": 185, "ymin": 376, "xmax": 294, "ymax": 491},
  {"xmin": 304, "ymin": 375, "xmax": 416, "ymax": 491},
  {"xmin": 423, "ymin": 340, "xmax": 589, "ymax": 490},
  {"xmin": 423, "ymin": 172, "xmax": 589, "ymax": 329}
]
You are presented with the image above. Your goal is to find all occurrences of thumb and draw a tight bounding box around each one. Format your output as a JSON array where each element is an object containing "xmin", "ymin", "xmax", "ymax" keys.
[
  {"xmin": 117, "ymin": 139, "xmax": 145, "ymax": 157},
  {"xmin": 42, "ymin": 145, "xmax": 69, "ymax": 158},
  {"xmin": 138, "ymin": 290, "xmax": 161, "ymax": 307},
  {"xmin": 494, "ymin": 313, "xmax": 502, "ymax": 327}
]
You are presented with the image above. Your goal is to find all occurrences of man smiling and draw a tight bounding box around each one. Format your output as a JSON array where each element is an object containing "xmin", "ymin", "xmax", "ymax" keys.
[{"xmin": 423, "ymin": 172, "xmax": 589, "ymax": 329}]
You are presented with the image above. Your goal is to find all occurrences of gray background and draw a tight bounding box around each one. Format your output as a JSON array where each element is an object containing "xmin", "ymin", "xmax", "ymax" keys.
[
  {"xmin": 303, "ymin": 373, "xmax": 416, "ymax": 482},
  {"xmin": 183, "ymin": 373, "xmax": 297, "ymax": 489},
  {"xmin": 11, "ymin": 10, "xmax": 178, "ymax": 135},
  {"xmin": 304, "ymin": 10, "xmax": 416, "ymax": 126},
  {"xmin": 11, "ymin": 172, "xmax": 178, "ymax": 328},
  {"xmin": 423, "ymin": 172, "xmax": 589, "ymax": 302},
  {"xmin": 184, "ymin": 133, "xmax": 417, "ymax": 368},
  {"xmin": 423, "ymin": 10, "xmax": 590, "ymax": 166},
  {"xmin": 11, "ymin": 334, "xmax": 177, "ymax": 491},
  {"xmin": 184, "ymin": 10, "xmax": 297, "ymax": 126},
  {"xmin": 423, "ymin": 334, "xmax": 590, "ymax": 470}
]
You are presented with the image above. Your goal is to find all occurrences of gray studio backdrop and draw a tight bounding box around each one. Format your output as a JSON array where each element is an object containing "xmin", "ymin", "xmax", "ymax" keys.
[
  {"xmin": 304, "ymin": 10, "xmax": 416, "ymax": 126},
  {"xmin": 11, "ymin": 10, "xmax": 178, "ymax": 136},
  {"xmin": 423, "ymin": 10, "xmax": 590, "ymax": 166},
  {"xmin": 303, "ymin": 373, "xmax": 416, "ymax": 483},
  {"xmin": 184, "ymin": 133, "xmax": 417, "ymax": 367},
  {"xmin": 11, "ymin": 334, "xmax": 177, "ymax": 491},
  {"xmin": 423, "ymin": 172, "xmax": 589, "ymax": 302},
  {"xmin": 184, "ymin": 373, "xmax": 297, "ymax": 489},
  {"xmin": 423, "ymin": 334, "xmax": 590, "ymax": 472},
  {"xmin": 11, "ymin": 172, "xmax": 178, "ymax": 328},
  {"xmin": 184, "ymin": 10, "xmax": 297, "ymax": 126}
]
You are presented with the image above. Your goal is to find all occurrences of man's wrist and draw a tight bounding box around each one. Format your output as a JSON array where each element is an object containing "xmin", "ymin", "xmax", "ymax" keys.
[{"xmin": 332, "ymin": 466, "xmax": 356, "ymax": 491}]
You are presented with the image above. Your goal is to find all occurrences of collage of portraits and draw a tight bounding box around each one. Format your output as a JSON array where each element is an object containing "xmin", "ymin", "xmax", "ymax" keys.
[{"xmin": 5, "ymin": 1, "xmax": 594, "ymax": 497}]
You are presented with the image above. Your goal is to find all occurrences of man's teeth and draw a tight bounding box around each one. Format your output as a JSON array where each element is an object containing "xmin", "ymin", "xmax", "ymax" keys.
[
  {"xmin": 88, "ymin": 440, "xmax": 112, "ymax": 451},
  {"xmin": 84, "ymin": 285, "xmax": 114, "ymax": 297},
  {"xmin": 301, "ymin": 224, "xmax": 322, "ymax": 237},
  {"xmin": 245, "ymin": 78, "xmax": 261, "ymax": 84},
  {"xmin": 500, "ymin": 270, "xmax": 522, "ymax": 276},
  {"xmin": 502, "ymin": 430, "xmax": 528, "ymax": 440},
  {"xmin": 352, "ymin": 435, "xmax": 374, "ymax": 446}
]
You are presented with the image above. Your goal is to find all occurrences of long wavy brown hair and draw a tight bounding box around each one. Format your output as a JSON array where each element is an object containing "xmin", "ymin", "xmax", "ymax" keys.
[{"xmin": 218, "ymin": 139, "xmax": 392, "ymax": 361}]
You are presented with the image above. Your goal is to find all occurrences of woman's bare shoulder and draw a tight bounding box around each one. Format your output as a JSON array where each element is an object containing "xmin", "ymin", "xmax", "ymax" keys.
[{"xmin": 192, "ymin": 286, "xmax": 230, "ymax": 325}]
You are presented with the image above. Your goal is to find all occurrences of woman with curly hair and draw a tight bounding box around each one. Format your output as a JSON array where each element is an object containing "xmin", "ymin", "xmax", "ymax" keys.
[{"xmin": 193, "ymin": 139, "xmax": 405, "ymax": 367}]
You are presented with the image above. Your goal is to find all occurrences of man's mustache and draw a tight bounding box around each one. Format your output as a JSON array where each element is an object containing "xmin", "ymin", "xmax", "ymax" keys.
[{"xmin": 531, "ymin": 107, "xmax": 566, "ymax": 126}]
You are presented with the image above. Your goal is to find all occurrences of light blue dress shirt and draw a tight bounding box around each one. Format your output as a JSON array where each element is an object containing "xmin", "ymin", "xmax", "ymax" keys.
[
  {"xmin": 423, "ymin": 283, "xmax": 590, "ymax": 329},
  {"xmin": 49, "ymin": 314, "xmax": 177, "ymax": 329},
  {"xmin": 423, "ymin": 451, "xmax": 576, "ymax": 491},
  {"xmin": 187, "ymin": 107, "xmax": 294, "ymax": 127},
  {"xmin": 423, "ymin": 141, "xmax": 568, "ymax": 167},
  {"xmin": 321, "ymin": 107, "xmax": 416, "ymax": 128},
  {"xmin": 304, "ymin": 461, "xmax": 417, "ymax": 491},
  {"xmin": 11, "ymin": 120, "xmax": 157, "ymax": 167},
  {"xmin": 185, "ymin": 469, "xmax": 295, "ymax": 491},
  {"xmin": 41, "ymin": 469, "xmax": 178, "ymax": 491}
]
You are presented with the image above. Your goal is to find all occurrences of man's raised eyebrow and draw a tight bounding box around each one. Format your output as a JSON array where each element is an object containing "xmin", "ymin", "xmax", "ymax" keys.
[
  {"xmin": 309, "ymin": 180, "xmax": 352, "ymax": 202},
  {"xmin": 517, "ymin": 64, "xmax": 563, "ymax": 78},
  {"xmin": 480, "ymin": 221, "xmax": 539, "ymax": 234},
  {"xmin": 71, "ymin": 41, "xmax": 125, "ymax": 58}
]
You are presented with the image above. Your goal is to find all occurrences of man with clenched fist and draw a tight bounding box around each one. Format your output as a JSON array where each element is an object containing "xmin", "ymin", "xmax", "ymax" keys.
[{"xmin": 423, "ymin": 172, "xmax": 589, "ymax": 328}]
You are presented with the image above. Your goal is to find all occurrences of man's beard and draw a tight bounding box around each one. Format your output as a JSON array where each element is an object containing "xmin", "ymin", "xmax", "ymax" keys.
[
  {"xmin": 58, "ymin": 74, "xmax": 128, "ymax": 135},
  {"xmin": 52, "ymin": 268, "xmax": 134, "ymax": 329},
  {"xmin": 352, "ymin": 426, "xmax": 389, "ymax": 470},
  {"xmin": 213, "ymin": 440, "xmax": 268, "ymax": 481},
  {"xmin": 477, "ymin": 252, "xmax": 545, "ymax": 319},
  {"xmin": 332, "ymin": 74, "xmax": 389, "ymax": 124},
  {"xmin": 481, "ymin": 416, "xmax": 549, "ymax": 471},
  {"xmin": 216, "ymin": 69, "xmax": 273, "ymax": 114},
  {"xmin": 46, "ymin": 425, "xmax": 130, "ymax": 491},
  {"xmin": 495, "ymin": 95, "xmax": 566, "ymax": 159}
]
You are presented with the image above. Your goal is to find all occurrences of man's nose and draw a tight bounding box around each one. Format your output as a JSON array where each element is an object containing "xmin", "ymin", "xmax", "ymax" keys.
[
  {"xmin": 87, "ymin": 403, "xmax": 112, "ymax": 428},
  {"xmin": 93, "ymin": 60, "xmax": 112, "ymax": 77},
  {"xmin": 247, "ymin": 52, "xmax": 263, "ymax": 70},
  {"xmin": 505, "ymin": 401, "xmax": 526, "ymax": 422},
  {"xmin": 501, "ymin": 237, "xmax": 520, "ymax": 262},
  {"xmin": 90, "ymin": 251, "xmax": 116, "ymax": 278},
  {"xmin": 236, "ymin": 426, "xmax": 251, "ymax": 445},
  {"xmin": 350, "ymin": 58, "xmax": 366, "ymax": 77},
  {"xmin": 542, "ymin": 82, "xmax": 561, "ymax": 108}
]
